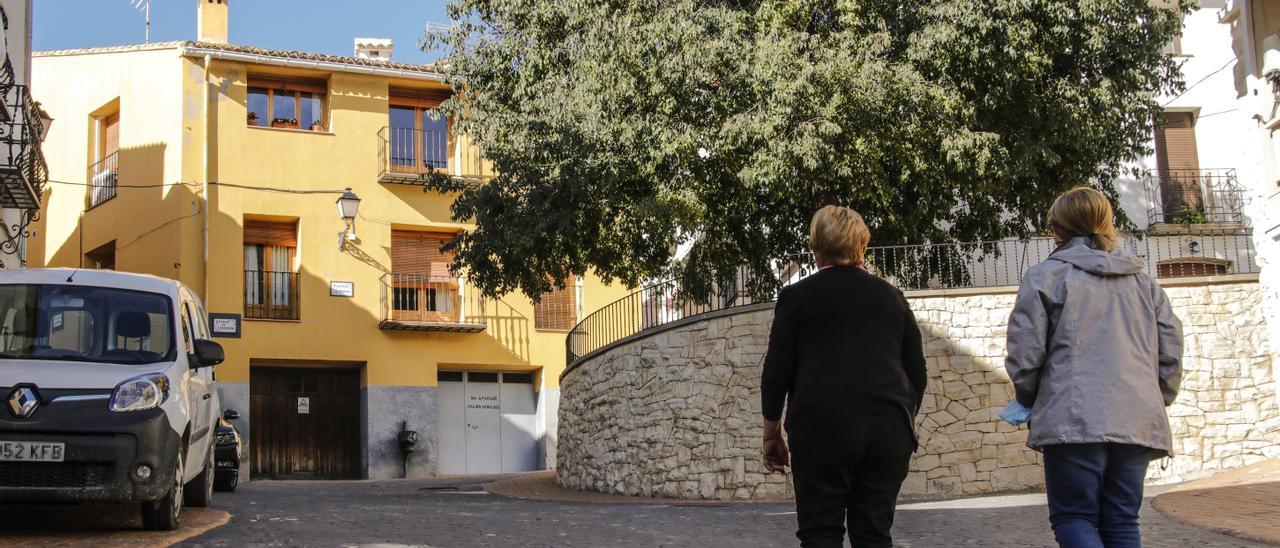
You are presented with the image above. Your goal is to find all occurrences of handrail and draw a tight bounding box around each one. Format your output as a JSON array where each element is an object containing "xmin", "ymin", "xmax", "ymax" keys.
[
  {"xmin": 87, "ymin": 151, "xmax": 119, "ymax": 209},
  {"xmin": 565, "ymin": 229, "xmax": 1259, "ymax": 370},
  {"xmin": 376, "ymin": 124, "xmax": 495, "ymax": 182}
]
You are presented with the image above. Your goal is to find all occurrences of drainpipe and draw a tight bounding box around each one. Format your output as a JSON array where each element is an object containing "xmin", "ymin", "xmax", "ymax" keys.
[{"xmin": 203, "ymin": 54, "xmax": 212, "ymax": 300}]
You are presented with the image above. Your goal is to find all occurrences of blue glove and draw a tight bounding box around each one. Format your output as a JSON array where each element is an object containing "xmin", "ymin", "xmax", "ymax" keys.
[{"xmin": 999, "ymin": 400, "xmax": 1031, "ymax": 426}]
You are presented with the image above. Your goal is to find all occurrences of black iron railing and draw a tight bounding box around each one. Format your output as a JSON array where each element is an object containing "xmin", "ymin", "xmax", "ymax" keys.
[
  {"xmin": 244, "ymin": 270, "xmax": 300, "ymax": 320},
  {"xmin": 88, "ymin": 152, "xmax": 118, "ymax": 209},
  {"xmin": 0, "ymin": 84, "xmax": 48, "ymax": 211},
  {"xmin": 565, "ymin": 230, "xmax": 1258, "ymax": 368},
  {"xmin": 1145, "ymin": 168, "xmax": 1245, "ymax": 226},
  {"xmin": 376, "ymin": 125, "xmax": 494, "ymax": 183},
  {"xmin": 378, "ymin": 273, "xmax": 488, "ymax": 330}
]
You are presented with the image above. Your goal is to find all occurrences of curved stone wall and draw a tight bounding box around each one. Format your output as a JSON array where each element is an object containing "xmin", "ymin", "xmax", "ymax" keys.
[{"xmin": 556, "ymin": 278, "xmax": 1280, "ymax": 500}]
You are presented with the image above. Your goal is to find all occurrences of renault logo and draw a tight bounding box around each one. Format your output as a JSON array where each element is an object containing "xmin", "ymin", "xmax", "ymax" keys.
[{"xmin": 7, "ymin": 387, "xmax": 39, "ymax": 419}]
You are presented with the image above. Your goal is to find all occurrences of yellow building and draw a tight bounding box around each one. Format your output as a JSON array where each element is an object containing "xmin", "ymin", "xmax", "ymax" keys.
[{"xmin": 29, "ymin": 0, "xmax": 628, "ymax": 480}]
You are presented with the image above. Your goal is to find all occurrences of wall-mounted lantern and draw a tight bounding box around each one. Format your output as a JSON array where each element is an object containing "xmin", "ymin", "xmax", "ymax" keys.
[{"xmin": 337, "ymin": 187, "xmax": 361, "ymax": 251}]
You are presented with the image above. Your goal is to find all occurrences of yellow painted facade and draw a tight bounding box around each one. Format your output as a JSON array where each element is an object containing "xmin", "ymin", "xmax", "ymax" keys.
[{"xmin": 29, "ymin": 41, "xmax": 630, "ymax": 477}]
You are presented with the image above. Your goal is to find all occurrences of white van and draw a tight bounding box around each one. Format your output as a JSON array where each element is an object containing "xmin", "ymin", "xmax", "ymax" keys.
[{"xmin": 0, "ymin": 268, "xmax": 224, "ymax": 530}]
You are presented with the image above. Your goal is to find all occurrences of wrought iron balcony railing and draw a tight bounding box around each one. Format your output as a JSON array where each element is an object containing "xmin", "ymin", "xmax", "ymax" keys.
[
  {"xmin": 0, "ymin": 84, "xmax": 48, "ymax": 211},
  {"xmin": 1144, "ymin": 168, "xmax": 1245, "ymax": 226},
  {"xmin": 379, "ymin": 273, "xmax": 488, "ymax": 332},
  {"xmin": 376, "ymin": 125, "xmax": 494, "ymax": 185},
  {"xmin": 88, "ymin": 152, "xmax": 119, "ymax": 209}
]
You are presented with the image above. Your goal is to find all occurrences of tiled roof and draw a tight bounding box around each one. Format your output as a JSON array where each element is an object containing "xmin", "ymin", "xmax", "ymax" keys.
[{"xmin": 34, "ymin": 41, "xmax": 443, "ymax": 75}]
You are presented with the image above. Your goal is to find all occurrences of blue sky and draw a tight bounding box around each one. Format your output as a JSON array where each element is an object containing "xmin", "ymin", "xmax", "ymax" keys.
[{"xmin": 32, "ymin": 0, "xmax": 453, "ymax": 64}]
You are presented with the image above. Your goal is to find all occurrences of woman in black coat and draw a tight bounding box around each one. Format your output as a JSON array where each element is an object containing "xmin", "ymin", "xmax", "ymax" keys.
[{"xmin": 761, "ymin": 205, "xmax": 927, "ymax": 548}]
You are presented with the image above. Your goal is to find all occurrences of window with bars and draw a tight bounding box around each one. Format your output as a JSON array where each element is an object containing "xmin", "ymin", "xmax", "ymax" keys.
[{"xmin": 247, "ymin": 76, "xmax": 328, "ymax": 131}]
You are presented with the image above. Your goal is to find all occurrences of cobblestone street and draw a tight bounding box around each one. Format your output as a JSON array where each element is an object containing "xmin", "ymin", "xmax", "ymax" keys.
[{"xmin": 164, "ymin": 474, "xmax": 1266, "ymax": 547}]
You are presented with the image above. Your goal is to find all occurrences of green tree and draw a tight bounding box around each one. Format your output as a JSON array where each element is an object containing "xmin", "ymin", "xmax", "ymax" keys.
[{"xmin": 427, "ymin": 0, "xmax": 1192, "ymax": 301}]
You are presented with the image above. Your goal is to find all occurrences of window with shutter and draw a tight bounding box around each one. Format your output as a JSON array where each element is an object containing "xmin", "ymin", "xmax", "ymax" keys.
[
  {"xmin": 388, "ymin": 88, "xmax": 453, "ymax": 176},
  {"xmin": 1153, "ymin": 111, "xmax": 1204, "ymax": 219},
  {"xmin": 535, "ymin": 278, "xmax": 579, "ymax": 331},
  {"xmin": 390, "ymin": 230, "xmax": 459, "ymax": 323},
  {"xmin": 244, "ymin": 220, "xmax": 299, "ymax": 320}
]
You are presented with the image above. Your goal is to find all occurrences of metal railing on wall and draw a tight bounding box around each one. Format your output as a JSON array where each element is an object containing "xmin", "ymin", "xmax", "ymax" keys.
[
  {"xmin": 88, "ymin": 151, "xmax": 118, "ymax": 209},
  {"xmin": 378, "ymin": 273, "xmax": 488, "ymax": 329},
  {"xmin": 565, "ymin": 230, "xmax": 1258, "ymax": 368},
  {"xmin": 1145, "ymin": 168, "xmax": 1245, "ymax": 226},
  {"xmin": 376, "ymin": 125, "xmax": 495, "ymax": 183}
]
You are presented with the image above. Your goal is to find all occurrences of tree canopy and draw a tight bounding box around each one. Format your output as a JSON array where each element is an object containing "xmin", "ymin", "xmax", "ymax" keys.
[{"xmin": 427, "ymin": 0, "xmax": 1192, "ymax": 301}]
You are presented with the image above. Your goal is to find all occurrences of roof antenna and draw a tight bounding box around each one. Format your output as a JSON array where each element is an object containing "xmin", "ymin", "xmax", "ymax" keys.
[
  {"xmin": 130, "ymin": 0, "xmax": 151, "ymax": 43},
  {"xmin": 66, "ymin": 269, "xmax": 79, "ymax": 283}
]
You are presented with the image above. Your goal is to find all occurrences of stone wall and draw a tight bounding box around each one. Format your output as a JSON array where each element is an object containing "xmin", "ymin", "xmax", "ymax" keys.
[{"xmin": 556, "ymin": 277, "xmax": 1280, "ymax": 500}]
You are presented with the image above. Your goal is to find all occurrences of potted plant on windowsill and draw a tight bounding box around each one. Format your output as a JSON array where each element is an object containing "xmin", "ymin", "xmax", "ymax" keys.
[
  {"xmin": 247, "ymin": 111, "xmax": 260, "ymax": 125},
  {"xmin": 271, "ymin": 117, "xmax": 298, "ymax": 129},
  {"xmin": 309, "ymin": 120, "xmax": 326, "ymax": 132}
]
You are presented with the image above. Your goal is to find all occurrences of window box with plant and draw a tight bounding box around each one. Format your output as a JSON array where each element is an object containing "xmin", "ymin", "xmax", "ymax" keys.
[
  {"xmin": 1172, "ymin": 206, "xmax": 1208, "ymax": 226},
  {"xmin": 271, "ymin": 117, "xmax": 298, "ymax": 129}
]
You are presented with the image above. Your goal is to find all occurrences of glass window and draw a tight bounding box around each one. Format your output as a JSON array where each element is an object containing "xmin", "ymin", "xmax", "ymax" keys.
[
  {"xmin": 247, "ymin": 87, "xmax": 269, "ymax": 127},
  {"xmin": 422, "ymin": 110, "xmax": 449, "ymax": 169},
  {"xmin": 438, "ymin": 371, "xmax": 463, "ymax": 382},
  {"xmin": 0, "ymin": 284, "xmax": 176, "ymax": 364},
  {"xmin": 272, "ymin": 92, "xmax": 297, "ymax": 126},
  {"xmin": 300, "ymin": 92, "xmax": 325, "ymax": 130}
]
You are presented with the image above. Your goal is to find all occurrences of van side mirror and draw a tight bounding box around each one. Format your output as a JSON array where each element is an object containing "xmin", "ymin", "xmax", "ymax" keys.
[
  {"xmin": 191, "ymin": 339, "xmax": 225, "ymax": 368},
  {"xmin": 223, "ymin": 409, "xmax": 240, "ymax": 421}
]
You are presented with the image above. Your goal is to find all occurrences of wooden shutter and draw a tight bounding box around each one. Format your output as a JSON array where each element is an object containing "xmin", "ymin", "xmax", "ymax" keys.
[
  {"xmin": 389, "ymin": 87, "xmax": 450, "ymax": 109},
  {"xmin": 103, "ymin": 114, "xmax": 120, "ymax": 157},
  {"xmin": 391, "ymin": 230, "xmax": 454, "ymax": 278},
  {"xmin": 247, "ymin": 75, "xmax": 328, "ymax": 94},
  {"xmin": 1154, "ymin": 111, "xmax": 1203, "ymax": 215},
  {"xmin": 244, "ymin": 220, "xmax": 298, "ymax": 247},
  {"xmin": 535, "ymin": 278, "xmax": 578, "ymax": 330}
]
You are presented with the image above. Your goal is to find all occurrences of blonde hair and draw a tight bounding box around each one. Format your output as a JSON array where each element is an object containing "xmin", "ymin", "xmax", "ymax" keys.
[
  {"xmin": 1047, "ymin": 187, "xmax": 1120, "ymax": 252},
  {"xmin": 810, "ymin": 205, "xmax": 871, "ymax": 267}
]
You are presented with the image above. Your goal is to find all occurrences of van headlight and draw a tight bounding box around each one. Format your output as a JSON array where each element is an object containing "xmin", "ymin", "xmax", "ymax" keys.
[{"xmin": 109, "ymin": 373, "xmax": 170, "ymax": 412}]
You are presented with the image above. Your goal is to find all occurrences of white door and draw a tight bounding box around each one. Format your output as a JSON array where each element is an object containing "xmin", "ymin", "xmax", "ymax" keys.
[
  {"xmin": 437, "ymin": 372, "xmax": 467, "ymax": 474},
  {"xmin": 500, "ymin": 373, "xmax": 538, "ymax": 472},
  {"xmin": 437, "ymin": 370, "xmax": 541, "ymax": 474},
  {"xmin": 463, "ymin": 372, "xmax": 502, "ymax": 473}
]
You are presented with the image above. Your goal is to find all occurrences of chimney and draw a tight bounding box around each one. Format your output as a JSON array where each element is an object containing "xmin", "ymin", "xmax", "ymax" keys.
[
  {"xmin": 197, "ymin": 0, "xmax": 229, "ymax": 44},
  {"xmin": 355, "ymin": 38, "xmax": 393, "ymax": 61}
]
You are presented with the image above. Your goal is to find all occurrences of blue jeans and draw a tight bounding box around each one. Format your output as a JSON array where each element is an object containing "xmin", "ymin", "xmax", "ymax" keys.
[{"xmin": 1043, "ymin": 443, "xmax": 1154, "ymax": 548}]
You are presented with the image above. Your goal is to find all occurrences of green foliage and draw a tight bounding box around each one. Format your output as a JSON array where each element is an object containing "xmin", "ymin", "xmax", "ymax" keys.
[
  {"xmin": 1172, "ymin": 206, "xmax": 1207, "ymax": 226},
  {"xmin": 425, "ymin": 0, "xmax": 1193, "ymax": 301}
]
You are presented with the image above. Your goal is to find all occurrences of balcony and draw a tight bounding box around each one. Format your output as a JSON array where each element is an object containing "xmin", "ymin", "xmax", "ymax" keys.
[
  {"xmin": 376, "ymin": 126, "xmax": 494, "ymax": 186},
  {"xmin": 1144, "ymin": 168, "xmax": 1246, "ymax": 231},
  {"xmin": 0, "ymin": 83, "xmax": 48, "ymax": 210},
  {"xmin": 378, "ymin": 273, "xmax": 487, "ymax": 332},
  {"xmin": 244, "ymin": 270, "xmax": 300, "ymax": 321},
  {"xmin": 88, "ymin": 151, "xmax": 118, "ymax": 209}
]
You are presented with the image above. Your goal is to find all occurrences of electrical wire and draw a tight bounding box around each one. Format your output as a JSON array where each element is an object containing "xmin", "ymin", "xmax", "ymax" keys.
[
  {"xmin": 44, "ymin": 179, "xmax": 349, "ymax": 195},
  {"xmin": 1162, "ymin": 58, "xmax": 1236, "ymax": 107}
]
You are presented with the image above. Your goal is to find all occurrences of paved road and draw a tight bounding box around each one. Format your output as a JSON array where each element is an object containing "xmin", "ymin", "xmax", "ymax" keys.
[{"xmin": 181, "ymin": 476, "xmax": 1267, "ymax": 547}]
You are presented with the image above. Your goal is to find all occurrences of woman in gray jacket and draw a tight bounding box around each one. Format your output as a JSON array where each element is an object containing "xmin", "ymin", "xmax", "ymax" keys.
[{"xmin": 1004, "ymin": 187, "xmax": 1183, "ymax": 548}]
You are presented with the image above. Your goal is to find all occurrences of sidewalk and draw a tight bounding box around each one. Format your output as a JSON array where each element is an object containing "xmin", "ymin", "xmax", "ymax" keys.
[{"xmin": 1152, "ymin": 459, "xmax": 1280, "ymax": 545}]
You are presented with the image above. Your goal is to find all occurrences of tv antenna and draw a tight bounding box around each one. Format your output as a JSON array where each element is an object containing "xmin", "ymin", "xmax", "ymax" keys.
[{"xmin": 130, "ymin": 0, "xmax": 151, "ymax": 43}]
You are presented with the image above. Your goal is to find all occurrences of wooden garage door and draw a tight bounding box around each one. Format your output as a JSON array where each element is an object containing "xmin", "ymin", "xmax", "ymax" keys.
[{"xmin": 250, "ymin": 366, "xmax": 361, "ymax": 479}]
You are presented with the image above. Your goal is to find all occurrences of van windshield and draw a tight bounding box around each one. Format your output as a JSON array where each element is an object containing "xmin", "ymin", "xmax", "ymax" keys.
[{"xmin": 0, "ymin": 284, "xmax": 176, "ymax": 365}]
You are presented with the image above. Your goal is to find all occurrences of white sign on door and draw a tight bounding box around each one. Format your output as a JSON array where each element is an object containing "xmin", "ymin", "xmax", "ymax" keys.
[{"xmin": 297, "ymin": 397, "xmax": 310, "ymax": 414}]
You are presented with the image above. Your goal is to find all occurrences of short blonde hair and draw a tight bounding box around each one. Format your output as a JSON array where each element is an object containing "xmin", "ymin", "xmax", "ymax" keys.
[
  {"xmin": 810, "ymin": 205, "xmax": 871, "ymax": 267},
  {"xmin": 1047, "ymin": 187, "xmax": 1120, "ymax": 252}
]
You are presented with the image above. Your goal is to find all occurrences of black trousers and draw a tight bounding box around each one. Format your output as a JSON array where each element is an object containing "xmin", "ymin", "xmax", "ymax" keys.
[{"xmin": 789, "ymin": 417, "xmax": 914, "ymax": 548}]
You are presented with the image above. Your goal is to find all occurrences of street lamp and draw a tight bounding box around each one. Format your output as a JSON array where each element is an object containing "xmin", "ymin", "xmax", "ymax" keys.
[
  {"xmin": 337, "ymin": 188, "xmax": 361, "ymax": 250},
  {"xmin": 35, "ymin": 104, "xmax": 53, "ymax": 143}
]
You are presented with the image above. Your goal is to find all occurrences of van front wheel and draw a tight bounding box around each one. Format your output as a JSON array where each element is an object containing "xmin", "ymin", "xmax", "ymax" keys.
[{"xmin": 141, "ymin": 451, "xmax": 184, "ymax": 531}]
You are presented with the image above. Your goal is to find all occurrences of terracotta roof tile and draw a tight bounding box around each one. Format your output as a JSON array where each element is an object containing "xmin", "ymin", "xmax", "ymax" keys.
[{"xmin": 34, "ymin": 41, "xmax": 443, "ymax": 76}]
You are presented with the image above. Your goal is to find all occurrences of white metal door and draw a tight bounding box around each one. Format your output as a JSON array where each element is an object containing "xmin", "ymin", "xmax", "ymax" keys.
[
  {"xmin": 500, "ymin": 373, "xmax": 538, "ymax": 472},
  {"xmin": 437, "ymin": 373, "xmax": 467, "ymax": 474},
  {"xmin": 463, "ymin": 372, "xmax": 502, "ymax": 473}
]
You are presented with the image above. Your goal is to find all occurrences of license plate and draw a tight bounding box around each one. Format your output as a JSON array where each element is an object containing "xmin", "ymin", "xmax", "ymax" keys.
[{"xmin": 0, "ymin": 441, "xmax": 65, "ymax": 462}]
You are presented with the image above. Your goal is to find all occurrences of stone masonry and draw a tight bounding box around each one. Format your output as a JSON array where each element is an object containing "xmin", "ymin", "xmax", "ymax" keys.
[{"xmin": 556, "ymin": 278, "xmax": 1280, "ymax": 500}]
